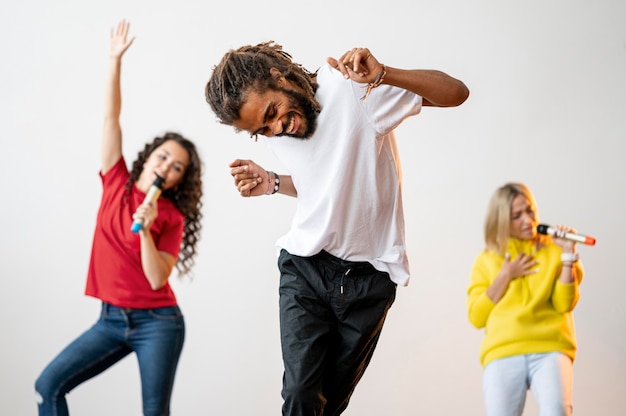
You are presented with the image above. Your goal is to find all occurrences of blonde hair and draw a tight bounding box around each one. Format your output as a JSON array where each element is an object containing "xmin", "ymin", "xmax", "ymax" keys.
[{"xmin": 483, "ymin": 182, "xmax": 549, "ymax": 255}]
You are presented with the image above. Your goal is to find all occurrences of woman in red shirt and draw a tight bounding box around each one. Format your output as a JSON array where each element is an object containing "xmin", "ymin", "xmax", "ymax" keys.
[{"xmin": 35, "ymin": 20, "xmax": 203, "ymax": 416}]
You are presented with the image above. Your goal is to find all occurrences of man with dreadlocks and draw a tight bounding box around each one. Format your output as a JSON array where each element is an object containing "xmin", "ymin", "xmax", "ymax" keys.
[{"xmin": 205, "ymin": 43, "xmax": 469, "ymax": 415}]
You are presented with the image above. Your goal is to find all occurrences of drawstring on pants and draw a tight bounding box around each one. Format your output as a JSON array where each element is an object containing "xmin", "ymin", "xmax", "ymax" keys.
[{"xmin": 341, "ymin": 268, "xmax": 351, "ymax": 294}]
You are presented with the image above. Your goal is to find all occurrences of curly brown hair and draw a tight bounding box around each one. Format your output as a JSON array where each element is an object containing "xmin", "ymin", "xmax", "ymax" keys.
[
  {"xmin": 205, "ymin": 41, "xmax": 320, "ymax": 126},
  {"xmin": 127, "ymin": 132, "xmax": 203, "ymax": 277}
]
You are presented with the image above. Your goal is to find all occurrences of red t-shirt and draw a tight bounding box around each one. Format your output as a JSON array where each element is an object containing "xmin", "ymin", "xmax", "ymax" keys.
[{"xmin": 85, "ymin": 157, "xmax": 184, "ymax": 308}]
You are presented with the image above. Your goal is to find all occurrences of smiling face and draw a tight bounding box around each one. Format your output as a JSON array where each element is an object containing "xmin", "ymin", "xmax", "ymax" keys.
[
  {"xmin": 509, "ymin": 194, "xmax": 538, "ymax": 240},
  {"xmin": 233, "ymin": 81, "xmax": 319, "ymax": 140},
  {"xmin": 137, "ymin": 140, "xmax": 190, "ymax": 191}
]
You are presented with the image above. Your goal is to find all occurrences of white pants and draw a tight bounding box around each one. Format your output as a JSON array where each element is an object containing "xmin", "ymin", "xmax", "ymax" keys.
[{"xmin": 482, "ymin": 352, "xmax": 573, "ymax": 416}]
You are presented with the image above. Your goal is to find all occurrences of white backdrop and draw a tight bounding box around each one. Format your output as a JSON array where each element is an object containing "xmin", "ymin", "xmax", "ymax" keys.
[{"xmin": 2, "ymin": 0, "xmax": 625, "ymax": 414}]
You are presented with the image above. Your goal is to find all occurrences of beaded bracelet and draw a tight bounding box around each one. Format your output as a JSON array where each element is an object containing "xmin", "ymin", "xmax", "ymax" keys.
[
  {"xmin": 361, "ymin": 64, "xmax": 387, "ymax": 101},
  {"xmin": 265, "ymin": 171, "xmax": 280, "ymax": 195}
]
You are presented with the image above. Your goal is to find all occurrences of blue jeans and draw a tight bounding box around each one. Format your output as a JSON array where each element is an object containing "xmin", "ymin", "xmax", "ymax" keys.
[
  {"xmin": 35, "ymin": 303, "xmax": 185, "ymax": 416},
  {"xmin": 483, "ymin": 352, "xmax": 573, "ymax": 416},
  {"xmin": 278, "ymin": 249, "xmax": 397, "ymax": 416}
]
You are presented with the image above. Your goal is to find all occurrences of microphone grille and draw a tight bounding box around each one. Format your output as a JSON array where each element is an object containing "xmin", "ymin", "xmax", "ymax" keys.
[
  {"xmin": 536, "ymin": 224, "xmax": 549, "ymax": 235},
  {"xmin": 154, "ymin": 175, "xmax": 165, "ymax": 188}
]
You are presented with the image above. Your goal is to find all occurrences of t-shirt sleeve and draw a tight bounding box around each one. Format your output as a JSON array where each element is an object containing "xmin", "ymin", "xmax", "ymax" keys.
[
  {"xmin": 363, "ymin": 84, "xmax": 422, "ymax": 135},
  {"xmin": 100, "ymin": 156, "xmax": 128, "ymax": 184}
]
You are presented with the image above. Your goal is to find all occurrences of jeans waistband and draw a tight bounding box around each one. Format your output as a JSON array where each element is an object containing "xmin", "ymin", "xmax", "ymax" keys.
[{"xmin": 102, "ymin": 302, "xmax": 178, "ymax": 314}]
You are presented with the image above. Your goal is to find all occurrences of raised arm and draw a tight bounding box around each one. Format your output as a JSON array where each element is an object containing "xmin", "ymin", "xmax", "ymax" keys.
[
  {"xmin": 327, "ymin": 47, "xmax": 469, "ymax": 107},
  {"xmin": 102, "ymin": 20, "xmax": 135, "ymax": 174},
  {"xmin": 550, "ymin": 224, "xmax": 584, "ymax": 312}
]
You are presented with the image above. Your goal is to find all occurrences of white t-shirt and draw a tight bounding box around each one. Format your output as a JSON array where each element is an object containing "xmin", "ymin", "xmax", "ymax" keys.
[{"xmin": 266, "ymin": 63, "xmax": 422, "ymax": 286}]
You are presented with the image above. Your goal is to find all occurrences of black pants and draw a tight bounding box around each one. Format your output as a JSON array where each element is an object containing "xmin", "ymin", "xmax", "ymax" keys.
[{"xmin": 278, "ymin": 249, "xmax": 397, "ymax": 416}]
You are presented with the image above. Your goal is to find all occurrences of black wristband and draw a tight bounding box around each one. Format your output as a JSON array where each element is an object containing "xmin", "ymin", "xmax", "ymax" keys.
[{"xmin": 271, "ymin": 173, "xmax": 280, "ymax": 194}]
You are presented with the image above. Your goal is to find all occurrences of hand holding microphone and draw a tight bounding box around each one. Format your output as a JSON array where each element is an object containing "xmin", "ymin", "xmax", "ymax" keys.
[
  {"xmin": 536, "ymin": 223, "xmax": 596, "ymax": 246},
  {"xmin": 131, "ymin": 175, "xmax": 165, "ymax": 234}
]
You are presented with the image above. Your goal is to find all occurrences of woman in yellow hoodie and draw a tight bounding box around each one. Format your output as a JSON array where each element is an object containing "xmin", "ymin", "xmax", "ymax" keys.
[{"xmin": 467, "ymin": 183, "xmax": 584, "ymax": 416}]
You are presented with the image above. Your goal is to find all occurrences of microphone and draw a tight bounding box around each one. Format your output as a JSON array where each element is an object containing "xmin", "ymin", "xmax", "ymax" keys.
[
  {"xmin": 536, "ymin": 224, "xmax": 596, "ymax": 246},
  {"xmin": 131, "ymin": 175, "xmax": 165, "ymax": 234}
]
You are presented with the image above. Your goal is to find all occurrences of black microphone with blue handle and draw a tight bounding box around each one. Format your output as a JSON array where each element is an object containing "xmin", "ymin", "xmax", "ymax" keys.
[{"xmin": 131, "ymin": 175, "xmax": 165, "ymax": 234}]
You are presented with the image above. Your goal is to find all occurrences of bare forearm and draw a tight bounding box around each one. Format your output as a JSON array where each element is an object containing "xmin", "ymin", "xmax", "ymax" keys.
[
  {"xmin": 104, "ymin": 58, "xmax": 122, "ymax": 121},
  {"xmin": 485, "ymin": 270, "xmax": 513, "ymax": 303},
  {"xmin": 384, "ymin": 67, "xmax": 469, "ymax": 107},
  {"xmin": 101, "ymin": 58, "xmax": 123, "ymax": 172},
  {"xmin": 559, "ymin": 263, "xmax": 576, "ymax": 284},
  {"xmin": 275, "ymin": 174, "xmax": 297, "ymax": 197},
  {"xmin": 139, "ymin": 230, "xmax": 175, "ymax": 290}
]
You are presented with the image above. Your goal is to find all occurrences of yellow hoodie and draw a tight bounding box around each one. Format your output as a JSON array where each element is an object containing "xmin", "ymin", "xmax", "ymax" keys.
[{"xmin": 467, "ymin": 238, "xmax": 584, "ymax": 367}]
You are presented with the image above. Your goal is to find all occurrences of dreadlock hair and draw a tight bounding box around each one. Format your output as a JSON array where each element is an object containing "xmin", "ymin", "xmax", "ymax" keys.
[
  {"xmin": 127, "ymin": 132, "xmax": 203, "ymax": 277},
  {"xmin": 205, "ymin": 41, "xmax": 320, "ymax": 126}
]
